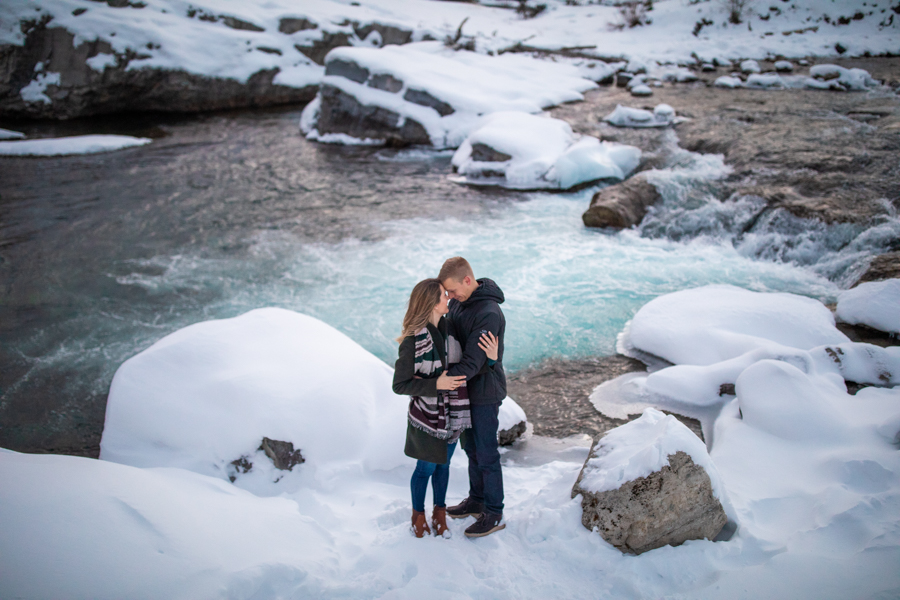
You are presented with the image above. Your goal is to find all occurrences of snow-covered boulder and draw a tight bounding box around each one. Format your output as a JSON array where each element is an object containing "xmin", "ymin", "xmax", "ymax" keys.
[
  {"xmin": 0, "ymin": 134, "xmax": 150, "ymax": 156},
  {"xmin": 302, "ymin": 42, "xmax": 596, "ymax": 148},
  {"xmin": 774, "ymin": 60, "xmax": 794, "ymax": 72},
  {"xmin": 100, "ymin": 308, "xmax": 409, "ymax": 481},
  {"xmin": 808, "ymin": 64, "xmax": 879, "ymax": 91},
  {"xmin": 498, "ymin": 396, "xmax": 528, "ymax": 446},
  {"xmin": 745, "ymin": 74, "xmax": 785, "ymax": 89},
  {"xmin": 836, "ymin": 279, "xmax": 900, "ymax": 335},
  {"xmin": 740, "ymin": 60, "xmax": 761, "ymax": 74},
  {"xmin": 714, "ymin": 76, "xmax": 742, "ymax": 88},
  {"xmin": 621, "ymin": 284, "xmax": 850, "ymax": 366},
  {"xmin": 629, "ymin": 84, "xmax": 653, "ymax": 97},
  {"xmin": 582, "ymin": 173, "xmax": 660, "ymax": 229},
  {"xmin": 450, "ymin": 111, "xmax": 640, "ymax": 190},
  {"xmin": 572, "ymin": 409, "xmax": 727, "ymax": 555},
  {"xmin": 604, "ymin": 104, "xmax": 679, "ymax": 128}
]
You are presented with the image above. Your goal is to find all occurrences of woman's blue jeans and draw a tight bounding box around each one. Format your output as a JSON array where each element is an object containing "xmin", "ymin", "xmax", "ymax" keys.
[{"xmin": 410, "ymin": 442, "xmax": 458, "ymax": 513}]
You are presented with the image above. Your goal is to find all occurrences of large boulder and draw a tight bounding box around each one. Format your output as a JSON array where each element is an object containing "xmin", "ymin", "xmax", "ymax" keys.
[
  {"xmin": 582, "ymin": 173, "xmax": 660, "ymax": 229},
  {"xmin": 572, "ymin": 409, "xmax": 727, "ymax": 554}
]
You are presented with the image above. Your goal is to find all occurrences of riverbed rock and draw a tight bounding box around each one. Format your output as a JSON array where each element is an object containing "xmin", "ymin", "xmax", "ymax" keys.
[
  {"xmin": 572, "ymin": 415, "xmax": 727, "ymax": 555},
  {"xmin": 856, "ymin": 252, "xmax": 900, "ymax": 285},
  {"xmin": 498, "ymin": 397, "xmax": 528, "ymax": 446},
  {"xmin": 0, "ymin": 24, "xmax": 317, "ymax": 119},
  {"xmin": 260, "ymin": 437, "xmax": 305, "ymax": 470},
  {"xmin": 582, "ymin": 173, "xmax": 661, "ymax": 229},
  {"xmin": 316, "ymin": 83, "xmax": 430, "ymax": 145}
]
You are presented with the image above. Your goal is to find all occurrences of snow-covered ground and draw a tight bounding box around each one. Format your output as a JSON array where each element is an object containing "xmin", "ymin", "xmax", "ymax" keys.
[
  {"xmin": 3, "ymin": 292, "xmax": 899, "ymax": 599},
  {"xmin": 0, "ymin": 134, "xmax": 150, "ymax": 156}
]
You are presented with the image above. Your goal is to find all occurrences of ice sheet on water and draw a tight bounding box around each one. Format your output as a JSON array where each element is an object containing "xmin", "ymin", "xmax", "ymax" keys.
[{"xmin": 0, "ymin": 135, "xmax": 150, "ymax": 156}]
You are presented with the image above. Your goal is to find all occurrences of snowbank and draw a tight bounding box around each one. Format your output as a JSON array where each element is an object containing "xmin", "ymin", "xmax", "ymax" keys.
[
  {"xmin": 101, "ymin": 308, "xmax": 409, "ymax": 481},
  {"xmin": 0, "ymin": 127, "xmax": 25, "ymax": 140},
  {"xmin": 0, "ymin": 135, "xmax": 151, "ymax": 156},
  {"xmin": 603, "ymin": 104, "xmax": 681, "ymax": 128},
  {"xmin": 621, "ymin": 284, "xmax": 849, "ymax": 366},
  {"xmin": 577, "ymin": 408, "xmax": 724, "ymax": 500},
  {"xmin": 450, "ymin": 111, "xmax": 640, "ymax": 189},
  {"xmin": 837, "ymin": 279, "xmax": 900, "ymax": 335},
  {"xmin": 302, "ymin": 42, "xmax": 596, "ymax": 148}
]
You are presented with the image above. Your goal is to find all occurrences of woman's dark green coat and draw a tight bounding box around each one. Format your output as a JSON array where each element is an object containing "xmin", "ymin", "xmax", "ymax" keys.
[{"xmin": 393, "ymin": 320, "xmax": 451, "ymax": 465}]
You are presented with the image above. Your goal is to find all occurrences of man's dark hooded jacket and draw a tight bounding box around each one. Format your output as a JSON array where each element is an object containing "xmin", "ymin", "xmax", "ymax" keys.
[{"xmin": 446, "ymin": 278, "xmax": 506, "ymax": 405}]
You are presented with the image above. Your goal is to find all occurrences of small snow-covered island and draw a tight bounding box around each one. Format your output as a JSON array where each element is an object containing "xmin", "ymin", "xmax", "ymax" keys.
[{"xmin": 1, "ymin": 0, "xmax": 899, "ymax": 598}]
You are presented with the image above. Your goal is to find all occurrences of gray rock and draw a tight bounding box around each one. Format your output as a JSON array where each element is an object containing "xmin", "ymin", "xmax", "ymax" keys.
[
  {"xmin": 368, "ymin": 73, "xmax": 404, "ymax": 93},
  {"xmin": 279, "ymin": 17, "xmax": 317, "ymax": 34},
  {"xmin": 0, "ymin": 25, "xmax": 315, "ymax": 119},
  {"xmin": 498, "ymin": 420, "xmax": 526, "ymax": 446},
  {"xmin": 354, "ymin": 23, "xmax": 413, "ymax": 47},
  {"xmin": 316, "ymin": 83, "xmax": 430, "ymax": 146},
  {"xmin": 260, "ymin": 437, "xmax": 305, "ymax": 470},
  {"xmin": 855, "ymin": 252, "xmax": 900, "ymax": 285},
  {"xmin": 325, "ymin": 58, "xmax": 370, "ymax": 83},
  {"xmin": 471, "ymin": 142, "xmax": 511, "ymax": 162},
  {"xmin": 582, "ymin": 174, "xmax": 661, "ymax": 229},
  {"xmin": 572, "ymin": 450, "xmax": 727, "ymax": 554},
  {"xmin": 220, "ymin": 15, "xmax": 265, "ymax": 32},
  {"xmin": 403, "ymin": 88, "xmax": 455, "ymax": 116},
  {"xmin": 294, "ymin": 32, "xmax": 352, "ymax": 66}
]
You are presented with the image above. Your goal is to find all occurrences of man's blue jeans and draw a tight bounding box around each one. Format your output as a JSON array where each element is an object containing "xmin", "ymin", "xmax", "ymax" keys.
[
  {"xmin": 462, "ymin": 402, "xmax": 504, "ymax": 515},
  {"xmin": 411, "ymin": 442, "xmax": 458, "ymax": 513}
]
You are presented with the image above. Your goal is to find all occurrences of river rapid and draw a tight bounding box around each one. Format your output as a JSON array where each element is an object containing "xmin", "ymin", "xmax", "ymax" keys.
[{"xmin": 0, "ymin": 100, "xmax": 877, "ymax": 456}]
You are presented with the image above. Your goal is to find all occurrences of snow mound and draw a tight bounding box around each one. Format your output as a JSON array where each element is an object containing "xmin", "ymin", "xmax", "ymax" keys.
[
  {"xmin": 603, "ymin": 103, "xmax": 681, "ymax": 128},
  {"xmin": 100, "ymin": 308, "xmax": 409, "ymax": 480},
  {"xmin": 0, "ymin": 135, "xmax": 150, "ymax": 156},
  {"xmin": 809, "ymin": 64, "xmax": 879, "ymax": 91},
  {"xmin": 302, "ymin": 42, "xmax": 597, "ymax": 148},
  {"xmin": 837, "ymin": 279, "xmax": 900, "ymax": 335},
  {"xmin": 499, "ymin": 396, "xmax": 527, "ymax": 432},
  {"xmin": 740, "ymin": 59, "xmax": 761, "ymax": 74},
  {"xmin": 621, "ymin": 284, "xmax": 849, "ymax": 366},
  {"xmin": 577, "ymin": 408, "xmax": 725, "ymax": 499},
  {"xmin": 745, "ymin": 73, "xmax": 785, "ymax": 89},
  {"xmin": 450, "ymin": 111, "xmax": 640, "ymax": 190},
  {"xmin": 714, "ymin": 76, "xmax": 743, "ymax": 88},
  {"xmin": 0, "ymin": 127, "xmax": 25, "ymax": 140},
  {"xmin": 0, "ymin": 450, "xmax": 334, "ymax": 599}
]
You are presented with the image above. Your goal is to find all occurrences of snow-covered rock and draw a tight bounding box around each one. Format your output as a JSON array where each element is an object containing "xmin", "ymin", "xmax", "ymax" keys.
[
  {"xmin": 498, "ymin": 396, "xmax": 528, "ymax": 445},
  {"xmin": 450, "ymin": 111, "xmax": 640, "ymax": 190},
  {"xmin": 836, "ymin": 279, "xmax": 900, "ymax": 335},
  {"xmin": 604, "ymin": 103, "xmax": 679, "ymax": 128},
  {"xmin": 739, "ymin": 59, "xmax": 761, "ymax": 74},
  {"xmin": 302, "ymin": 42, "xmax": 596, "ymax": 148},
  {"xmin": 100, "ymin": 308, "xmax": 409, "ymax": 480},
  {"xmin": 774, "ymin": 60, "xmax": 794, "ymax": 72},
  {"xmin": 0, "ymin": 127, "xmax": 25, "ymax": 140},
  {"xmin": 621, "ymin": 284, "xmax": 850, "ymax": 366},
  {"xmin": 0, "ymin": 134, "xmax": 150, "ymax": 156},
  {"xmin": 809, "ymin": 64, "xmax": 879, "ymax": 90},
  {"xmin": 572, "ymin": 408, "xmax": 727, "ymax": 554},
  {"xmin": 714, "ymin": 75, "xmax": 743, "ymax": 88},
  {"xmin": 745, "ymin": 73, "xmax": 785, "ymax": 89},
  {"xmin": 582, "ymin": 173, "xmax": 660, "ymax": 229},
  {"xmin": 629, "ymin": 84, "xmax": 653, "ymax": 97}
]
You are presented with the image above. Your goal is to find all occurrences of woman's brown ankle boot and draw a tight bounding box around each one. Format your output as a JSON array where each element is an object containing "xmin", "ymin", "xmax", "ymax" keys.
[
  {"xmin": 432, "ymin": 506, "xmax": 450, "ymax": 538},
  {"xmin": 411, "ymin": 509, "xmax": 431, "ymax": 538}
]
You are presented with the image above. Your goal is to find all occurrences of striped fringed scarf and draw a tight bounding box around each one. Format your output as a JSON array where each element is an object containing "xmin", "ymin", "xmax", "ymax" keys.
[{"xmin": 407, "ymin": 326, "xmax": 472, "ymax": 440}]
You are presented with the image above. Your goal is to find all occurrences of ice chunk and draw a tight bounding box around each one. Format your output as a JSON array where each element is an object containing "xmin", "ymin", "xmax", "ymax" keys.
[
  {"xmin": 836, "ymin": 279, "xmax": 900, "ymax": 335},
  {"xmin": 0, "ymin": 135, "xmax": 150, "ymax": 156},
  {"xmin": 451, "ymin": 111, "xmax": 640, "ymax": 190}
]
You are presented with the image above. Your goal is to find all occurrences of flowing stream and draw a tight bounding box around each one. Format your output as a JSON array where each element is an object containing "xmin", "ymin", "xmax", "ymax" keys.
[{"xmin": 1, "ymin": 103, "xmax": 889, "ymax": 455}]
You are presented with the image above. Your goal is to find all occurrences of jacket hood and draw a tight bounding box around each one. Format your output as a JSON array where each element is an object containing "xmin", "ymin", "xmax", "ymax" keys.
[{"xmin": 463, "ymin": 278, "xmax": 505, "ymax": 306}]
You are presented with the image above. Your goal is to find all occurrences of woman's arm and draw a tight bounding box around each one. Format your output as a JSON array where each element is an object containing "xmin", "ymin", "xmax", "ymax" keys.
[{"xmin": 392, "ymin": 336, "xmax": 462, "ymax": 395}]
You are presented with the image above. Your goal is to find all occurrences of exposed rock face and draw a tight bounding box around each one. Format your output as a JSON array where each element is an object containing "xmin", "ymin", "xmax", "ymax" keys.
[
  {"xmin": 856, "ymin": 252, "xmax": 900, "ymax": 284},
  {"xmin": 572, "ymin": 450, "xmax": 726, "ymax": 554},
  {"xmin": 471, "ymin": 142, "xmax": 512, "ymax": 162},
  {"xmin": 317, "ymin": 81, "xmax": 430, "ymax": 146},
  {"xmin": 498, "ymin": 420, "xmax": 526, "ymax": 446},
  {"xmin": 0, "ymin": 25, "xmax": 316, "ymax": 119},
  {"xmin": 582, "ymin": 174, "xmax": 661, "ymax": 229},
  {"xmin": 260, "ymin": 437, "xmax": 305, "ymax": 471}
]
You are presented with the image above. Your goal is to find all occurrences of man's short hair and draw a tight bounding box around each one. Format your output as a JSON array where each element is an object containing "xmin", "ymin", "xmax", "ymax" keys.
[{"xmin": 439, "ymin": 257, "xmax": 474, "ymax": 283}]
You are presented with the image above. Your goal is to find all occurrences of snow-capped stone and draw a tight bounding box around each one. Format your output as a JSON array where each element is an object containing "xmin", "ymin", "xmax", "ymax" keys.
[
  {"xmin": 630, "ymin": 84, "xmax": 653, "ymax": 97},
  {"xmin": 498, "ymin": 396, "xmax": 528, "ymax": 446},
  {"xmin": 714, "ymin": 76, "xmax": 743, "ymax": 88},
  {"xmin": 745, "ymin": 74, "xmax": 785, "ymax": 89},
  {"xmin": 100, "ymin": 308, "xmax": 409, "ymax": 479},
  {"xmin": 572, "ymin": 409, "xmax": 727, "ymax": 555},
  {"xmin": 450, "ymin": 111, "xmax": 640, "ymax": 190},
  {"xmin": 740, "ymin": 60, "xmax": 761, "ymax": 74},
  {"xmin": 603, "ymin": 104, "xmax": 679, "ymax": 128},
  {"xmin": 0, "ymin": 135, "xmax": 150, "ymax": 156},
  {"xmin": 809, "ymin": 64, "xmax": 879, "ymax": 90},
  {"xmin": 836, "ymin": 279, "xmax": 900, "ymax": 335},
  {"xmin": 774, "ymin": 60, "xmax": 794, "ymax": 72}
]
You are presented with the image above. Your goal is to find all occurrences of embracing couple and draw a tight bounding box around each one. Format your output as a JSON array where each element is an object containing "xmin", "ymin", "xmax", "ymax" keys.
[{"xmin": 392, "ymin": 257, "xmax": 507, "ymax": 539}]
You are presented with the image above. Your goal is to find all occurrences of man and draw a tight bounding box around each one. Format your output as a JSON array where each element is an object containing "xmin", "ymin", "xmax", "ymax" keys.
[{"xmin": 438, "ymin": 256, "xmax": 507, "ymax": 538}]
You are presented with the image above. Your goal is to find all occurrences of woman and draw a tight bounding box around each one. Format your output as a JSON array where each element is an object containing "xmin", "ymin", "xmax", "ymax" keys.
[{"xmin": 392, "ymin": 278, "xmax": 498, "ymax": 538}]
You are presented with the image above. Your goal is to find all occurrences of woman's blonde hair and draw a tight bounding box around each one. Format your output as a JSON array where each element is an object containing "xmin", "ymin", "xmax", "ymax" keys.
[{"xmin": 397, "ymin": 278, "xmax": 442, "ymax": 342}]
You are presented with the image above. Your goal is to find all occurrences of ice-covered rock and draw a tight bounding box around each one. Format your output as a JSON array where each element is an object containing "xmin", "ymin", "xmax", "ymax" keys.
[
  {"xmin": 603, "ymin": 104, "xmax": 680, "ymax": 128},
  {"xmin": 498, "ymin": 396, "xmax": 528, "ymax": 446},
  {"xmin": 0, "ymin": 134, "xmax": 150, "ymax": 156},
  {"xmin": 621, "ymin": 284, "xmax": 850, "ymax": 366},
  {"xmin": 836, "ymin": 279, "xmax": 900, "ymax": 335},
  {"xmin": 740, "ymin": 60, "xmax": 761, "ymax": 74},
  {"xmin": 572, "ymin": 409, "xmax": 727, "ymax": 555},
  {"xmin": 714, "ymin": 76, "xmax": 743, "ymax": 88},
  {"xmin": 774, "ymin": 60, "xmax": 794, "ymax": 72},
  {"xmin": 100, "ymin": 308, "xmax": 409, "ymax": 480},
  {"xmin": 0, "ymin": 127, "xmax": 25, "ymax": 140},
  {"xmin": 582, "ymin": 173, "xmax": 660, "ymax": 229},
  {"xmin": 450, "ymin": 111, "xmax": 640, "ymax": 190},
  {"xmin": 302, "ymin": 42, "xmax": 596, "ymax": 148}
]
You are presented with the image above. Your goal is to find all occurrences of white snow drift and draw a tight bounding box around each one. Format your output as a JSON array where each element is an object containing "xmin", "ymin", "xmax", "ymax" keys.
[
  {"xmin": 450, "ymin": 112, "xmax": 640, "ymax": 190},
  {"xmin": 0, "ymin": 134, "xmax": 150, "ymax": 156},
  {"xmin": 837, "ymin": 278, "xmax": 900, "ymax": 335}
]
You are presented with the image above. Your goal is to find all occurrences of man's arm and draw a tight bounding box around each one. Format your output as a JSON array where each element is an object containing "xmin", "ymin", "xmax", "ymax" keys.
[{"xmin": 446, "ymin": 310, "xmax": 501, "ymax": 380}]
